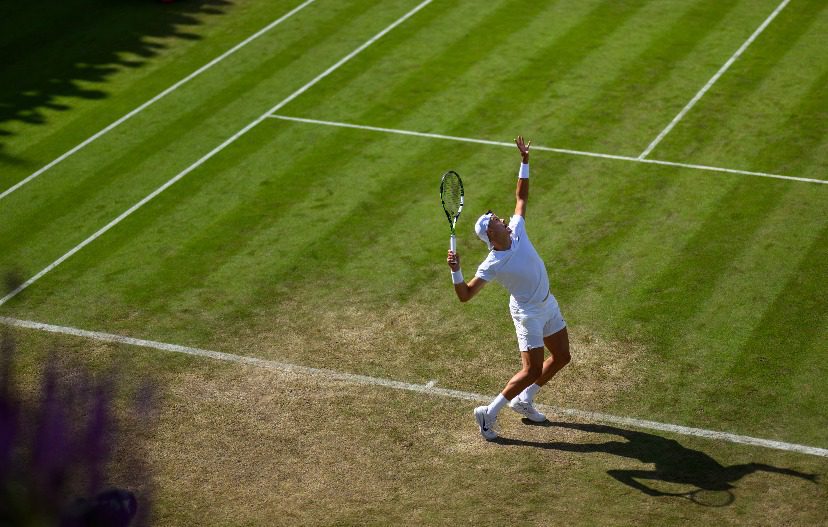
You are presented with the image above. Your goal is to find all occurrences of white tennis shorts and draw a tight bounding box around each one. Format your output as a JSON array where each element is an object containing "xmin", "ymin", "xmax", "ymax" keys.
[{"xmin": 509, "ymin": 293, "xmax": 566, "ymax": 351}]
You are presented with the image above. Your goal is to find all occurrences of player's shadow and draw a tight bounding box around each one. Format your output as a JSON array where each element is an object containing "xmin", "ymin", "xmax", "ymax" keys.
[
  {"xmin": 495, "ymin": 421, "xmax": 818, "ymax": 505},
  {"xmin": 0, "ymin": 0, "xmax": 230, "ymax": 153}
]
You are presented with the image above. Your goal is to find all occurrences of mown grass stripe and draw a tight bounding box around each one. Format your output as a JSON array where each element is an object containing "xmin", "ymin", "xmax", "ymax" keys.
[
  {"xmin": 639, "ymin": 0, "xmax": 791, "ymax": 159},
  {"xmin": 2, "ymin": 315, "xmax": 826, "ymax": 458},
  {"xmin": 0, "ymin": 0, "xmax": 317, "ymax": 202},
  {"xmin": 445, "ymin": 0, "xmax": 650, "ymax": 144},
  {"xmin": 268, "ymin": 114, "xmax": 828, "ymax": 184},
  {"xmin": 701, "ymin": 223, "xmax": 828, "ymax": 426},
  {"xmin": 544, "ymin": 0, "xmax": 741, "ymax": 156}
]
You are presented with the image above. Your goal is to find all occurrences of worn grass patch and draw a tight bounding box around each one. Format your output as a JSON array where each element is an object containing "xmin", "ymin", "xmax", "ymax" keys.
[
  {"xmin": 220, "ymin": 295, "xmax": 649, "ymax": 416},
  {"xmin": 7, "ymin": 328, "xmax": 826, "ymax": 526}
]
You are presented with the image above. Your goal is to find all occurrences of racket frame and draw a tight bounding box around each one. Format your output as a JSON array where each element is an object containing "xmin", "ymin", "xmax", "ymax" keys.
[{"xmin": 439, "ymin": 170, "xmax": 464, "ymax": 252}]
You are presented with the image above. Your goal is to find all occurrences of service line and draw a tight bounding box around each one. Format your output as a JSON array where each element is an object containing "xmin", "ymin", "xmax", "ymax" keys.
[
  {"xmin": 268, "ymin": 114, "xmax": 827, "ymax": 185},
  {"xmin": 1, "ymin": 315, "xmax": 826, "ymax": 458},
  {"xmin": 0, "ymin": 0, "xmax": 317, "ymax": 202}
]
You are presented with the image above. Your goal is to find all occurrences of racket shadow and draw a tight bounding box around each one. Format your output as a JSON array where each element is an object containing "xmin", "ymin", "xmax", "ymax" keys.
[{"xmin": 493, "ymin": 420, "xmax": 819, "ymax": 505}]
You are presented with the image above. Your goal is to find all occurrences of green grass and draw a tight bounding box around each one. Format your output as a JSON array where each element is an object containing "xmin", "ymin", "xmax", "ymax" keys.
[{"xmin": 1, "ymin": 0, "xmax": 827, "ymax": 524}]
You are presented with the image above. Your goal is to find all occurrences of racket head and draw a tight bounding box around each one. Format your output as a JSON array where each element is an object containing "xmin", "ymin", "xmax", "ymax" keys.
[{"xmin": 439, "ymin": 170, "xmax": 464, "ymax": 232}]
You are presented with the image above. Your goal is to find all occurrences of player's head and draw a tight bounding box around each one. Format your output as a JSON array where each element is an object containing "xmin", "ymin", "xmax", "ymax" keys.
[{"xmin": 475, "ymin": 210, "xmax": 511, "ymax": 250}]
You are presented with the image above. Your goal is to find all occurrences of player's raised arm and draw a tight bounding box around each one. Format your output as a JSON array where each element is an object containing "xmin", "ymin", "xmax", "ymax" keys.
[
  {"xmin": 447, "ymin": 250, "xmax": 487, "ymax": 302},
  {"xmin": 514, "ymin": 135, "xmax": 530, "ymax": 217}
]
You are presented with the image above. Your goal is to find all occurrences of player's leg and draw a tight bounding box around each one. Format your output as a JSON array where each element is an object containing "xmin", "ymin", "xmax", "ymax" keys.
[
  {"xmin": 537, "ymin": 326, "xmax": 570, "ymax": 386},
  {"xmin": 513, "ymin": 328, "xmax": 569, "ymax": 409},
  {"xmin": 504, "ymin": 346, "xmax": 549, "ymax": 422},
  {"xmin": 474, "ymin": 347, "xmax": 543, "ymax": 439},
  {"xmin": 474, "ymin": 338, "xmax": 546, "ymax": 440},
  {"xmin": 513, "ymin": 299, "xmax": 569, "ymax": 407},
  {"xmin": 473, "ymin": 324, "xmax": 544, "ymax": 440},
  {"xmin": 502, "ymin": 347, "xmax": 544, "ymax": 400}
]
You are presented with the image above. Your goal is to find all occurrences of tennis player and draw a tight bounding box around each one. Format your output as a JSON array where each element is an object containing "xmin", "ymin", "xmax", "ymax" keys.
[{"xmin": 446, "ymin": 136, "xmax": 570, "ymax": 440}]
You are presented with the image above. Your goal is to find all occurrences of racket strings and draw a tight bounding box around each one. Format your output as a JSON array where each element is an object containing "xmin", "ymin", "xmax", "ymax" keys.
[{"xmin": 441, "ymin": 174, "xmax": 463, "ymax": 216}]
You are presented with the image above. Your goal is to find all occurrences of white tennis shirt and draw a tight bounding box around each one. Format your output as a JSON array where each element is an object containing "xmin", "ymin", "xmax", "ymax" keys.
[{"xmin": 474, "ymin": 215, "xmax": 550, "ymax": 307}]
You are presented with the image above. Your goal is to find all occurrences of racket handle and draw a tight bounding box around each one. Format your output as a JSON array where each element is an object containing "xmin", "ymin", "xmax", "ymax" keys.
[{"xmin": 450, "ymin": 235, "xmax": 456, "ymax": 253}]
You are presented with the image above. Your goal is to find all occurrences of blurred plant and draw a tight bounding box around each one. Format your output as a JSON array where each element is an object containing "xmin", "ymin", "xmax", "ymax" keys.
[{"xmin": 0, "ymin": 330, "xmax": 156, "ymax": 527}]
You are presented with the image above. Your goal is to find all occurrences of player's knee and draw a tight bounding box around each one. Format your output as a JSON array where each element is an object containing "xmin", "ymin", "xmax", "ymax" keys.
[
  {"xmin": 526, "ymin": 364, "xmax": 542, "ymax": 380},
  {"xmin": 555, "ymin": 349, "xmax": 571, "ymax": 367}
]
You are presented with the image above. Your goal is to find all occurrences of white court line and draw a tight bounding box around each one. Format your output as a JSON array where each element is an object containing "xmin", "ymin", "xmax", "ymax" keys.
[
  {"xmin": 269, "ymin": 115, "xmax": 828, "ymax": 185},
  {"xmin": 0, "ymin": 0, "xmax": 434, "ymax": 307},
  {"xmin": 639, "ymin": 0, "xmax": 791, "ymax": 159},
  {"xmin": 2, "ymin": 315, "xmax": 826, "ymax": 458},
  {"xmin": 0, "ymin": 0, "xmax": 317, "ymax": 203}
]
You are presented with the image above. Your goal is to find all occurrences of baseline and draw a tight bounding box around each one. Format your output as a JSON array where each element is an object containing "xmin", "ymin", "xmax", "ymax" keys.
[
  {"xmin": 0, "ymin": 0, "xmax": 435, "ymax": 307},
  {"xmin": 268, "ymin": 114, "xmax": 827, "ymax": 185},
  {"xmin": 0, "ymin": 0, "xmax": 317, "ymax": 202},
  {"xmin": 639, "ymin": 0, "xmax": 791, "ymax": 159},
  {"xmin": 2, "ymin": 315, "xmax": 826, "ymax": 458}
]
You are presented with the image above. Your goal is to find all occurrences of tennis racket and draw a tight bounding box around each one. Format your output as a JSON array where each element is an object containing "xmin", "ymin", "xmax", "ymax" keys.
[{"xmin": 439, "ymin": 170, "xmax": 464, "ymax": 252}]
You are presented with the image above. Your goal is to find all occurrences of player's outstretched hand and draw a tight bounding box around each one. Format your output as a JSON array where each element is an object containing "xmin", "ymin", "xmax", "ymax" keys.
[
  {"xmin": 446, "ymin": 250, "xmax": 460, "ymax": 271},
  {"xmin": 515, "ymin": 135, "xmax": 531, "ymax": 163}
]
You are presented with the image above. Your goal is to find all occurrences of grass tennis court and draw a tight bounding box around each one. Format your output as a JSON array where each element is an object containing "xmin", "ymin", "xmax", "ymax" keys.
[{"xmin": 1, "ymin": 0, "xmax": 826, "ymax": 524}]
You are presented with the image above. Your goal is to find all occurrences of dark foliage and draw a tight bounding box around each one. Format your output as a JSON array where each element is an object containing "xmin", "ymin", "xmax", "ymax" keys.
[{"xmin": 0, "ymin": 330, "xmax": 156, "ymax": 526}]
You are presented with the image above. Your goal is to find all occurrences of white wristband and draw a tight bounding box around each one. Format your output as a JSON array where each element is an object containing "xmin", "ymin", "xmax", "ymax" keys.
[
  {"xmin": 518, "ymin": 163, "xmax": 529, "ymax": 179},
  {"xmin": 451, "ymin": 270, "xmax": 464, "ymax": 285}
]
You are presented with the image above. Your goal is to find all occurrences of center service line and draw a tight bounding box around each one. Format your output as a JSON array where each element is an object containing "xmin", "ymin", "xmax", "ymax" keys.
[
  {"xmin": 2, "ymin": 315, "xmax": 827, "ymax": 458},
  {"xmin": 0, "ymin": 0, "xmax": 317, "ymax": 202},
  {"xmin": 639, "ymin": 0, "xmax": 791, "ymax": 159},
  {"xmin": 0, "ymin": 0, "xmax": 434, "ymax": 307}
]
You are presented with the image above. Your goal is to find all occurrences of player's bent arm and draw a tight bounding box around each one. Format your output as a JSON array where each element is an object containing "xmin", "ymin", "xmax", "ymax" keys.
[{"xmin": 454, "ymin": 276, "xmax": 487, "ymax": 302}]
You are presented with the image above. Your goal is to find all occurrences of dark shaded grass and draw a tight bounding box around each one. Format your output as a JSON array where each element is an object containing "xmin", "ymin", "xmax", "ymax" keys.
[
  {"xmin": 0, "ymin": 0, "xmax": 230, "ymax": 141},
  {"xmin": 0, "ymin": 0, "xmax": 315, "ymax": 192}
]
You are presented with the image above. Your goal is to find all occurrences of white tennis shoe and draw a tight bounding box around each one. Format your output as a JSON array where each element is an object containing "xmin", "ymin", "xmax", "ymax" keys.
[
  {"xmin": 509, "ymin": 399, "xmax": 547, "ymax": 422},
  {"xmin": 473, "ymin": 406, "xmax": 498, "ymax": 440}
]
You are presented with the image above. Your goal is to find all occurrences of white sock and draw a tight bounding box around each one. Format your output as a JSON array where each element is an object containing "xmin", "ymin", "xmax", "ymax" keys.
[
  {"xmin": 487, "ymin": 394, "xmax": 509, "ymax": 416},
  {"xmin": 519, "ymin": 383, "xmax": 541, "ymax": 403}
]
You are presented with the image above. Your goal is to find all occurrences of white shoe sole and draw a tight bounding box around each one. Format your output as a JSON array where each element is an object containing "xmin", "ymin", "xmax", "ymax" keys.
[{"xmin": 509, "ymin": 401, "xmax": 547, "ymax": 423}]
